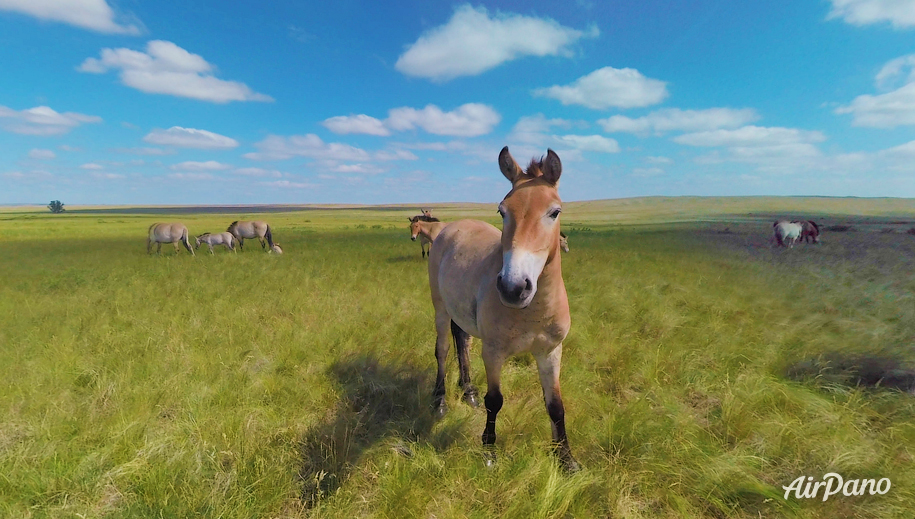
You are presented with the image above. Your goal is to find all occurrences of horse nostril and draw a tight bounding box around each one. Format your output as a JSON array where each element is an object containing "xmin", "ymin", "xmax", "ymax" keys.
[{"xmin": 524, "ymin": 278, "xmax": 532, "ymax": 292}]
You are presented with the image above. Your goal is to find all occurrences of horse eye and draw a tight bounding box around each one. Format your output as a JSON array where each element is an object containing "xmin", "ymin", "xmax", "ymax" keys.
[{"xmin": 549, "ymin": 208, "xmax": 561, "ymax": 219}]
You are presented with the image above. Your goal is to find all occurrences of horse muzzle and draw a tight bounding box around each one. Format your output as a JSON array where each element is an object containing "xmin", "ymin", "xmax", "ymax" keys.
[
  {"xmin": 496, "ymin": 274, "xmax": 534, "ymax": 308},
  {"xmin": 411, "ymin": 235, "xmax": 417, "ymax": 241}
]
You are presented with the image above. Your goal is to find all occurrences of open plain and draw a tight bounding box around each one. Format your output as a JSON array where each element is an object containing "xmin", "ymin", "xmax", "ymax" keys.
[{"xmin": 1, "ymin": 197, "xmax": 914, "ymax": 518}]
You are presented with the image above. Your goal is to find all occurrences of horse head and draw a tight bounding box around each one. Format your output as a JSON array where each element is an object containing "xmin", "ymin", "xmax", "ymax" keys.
[
  {"xmin": 495, "ymin": 146, "xmax": 563, "ymax": 309},
  {"xmin": 559, "ymin": 231, "xmax": 569, "ymax": 253}
]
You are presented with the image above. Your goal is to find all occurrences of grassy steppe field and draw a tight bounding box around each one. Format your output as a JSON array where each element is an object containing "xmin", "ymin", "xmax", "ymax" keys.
[{"xmin": 1, "ymin": 197, "xmax": 915, "ymax": 518}]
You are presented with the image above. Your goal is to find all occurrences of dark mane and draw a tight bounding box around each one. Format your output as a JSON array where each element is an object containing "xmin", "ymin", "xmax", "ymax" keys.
[
  {"xmin": 198, "ymin": 232, "xmax": 211, "ymax": 237},
  {"xmin": 411, "ymin": 215, "xmax": 440, "ymax": 223},
  {"xmin": 526, "ymin": 158, "xmax": 543, "ymax": 177},
  {"xmin": 227, "ymin": 221, "xmax": 238, "ymax": 232}
]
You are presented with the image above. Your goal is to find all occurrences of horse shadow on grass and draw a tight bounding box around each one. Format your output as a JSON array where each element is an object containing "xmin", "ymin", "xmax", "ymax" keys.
[{"xmin": 298, "ymin": 353, "xmax": 463, "ymax": 507}]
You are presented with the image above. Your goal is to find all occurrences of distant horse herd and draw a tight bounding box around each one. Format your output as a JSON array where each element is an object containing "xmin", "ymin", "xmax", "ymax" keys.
[
  {"xmin": 142, "ymin": 147, "xmax": 828, "ymax": 473},
  {"xmin": 146, "ymin": 220, "xmax": 282, "ymax": 256}
]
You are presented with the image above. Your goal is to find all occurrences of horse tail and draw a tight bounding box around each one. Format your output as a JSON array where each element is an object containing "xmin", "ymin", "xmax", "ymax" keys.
[
  {"xmin": 265, "ymin": 225, "xmax": 274, "ymax": 248},
  {"xmin": 182, "ymin": 227, "xmax": 194, "ymax": 255}
]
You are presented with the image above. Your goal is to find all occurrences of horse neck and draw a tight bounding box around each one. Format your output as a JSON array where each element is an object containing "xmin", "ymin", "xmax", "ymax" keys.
[{"xmin": 537, "ymin": 245, "xmax": 565, "ymax": 294}]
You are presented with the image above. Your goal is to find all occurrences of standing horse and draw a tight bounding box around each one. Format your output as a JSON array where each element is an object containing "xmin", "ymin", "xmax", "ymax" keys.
[
  {"xmin": 559, "ymin": 231, "xmax": 569, "ymax": 253},
  {"xmin": 227, "ymin": 220, "xmax": 275, "ymax": 251},
  {"xmin": 774, "ymin": 220, "xmax": 803, "ymax": 248},
  {"xmin": 147, "ymin": 223, "xmax": 194, "ymax": 255},
  {"xmin": 427, "ymin": 147, "xmax": 579, "ymax": 471},
  {"xmin": 409, "ymin": 219, "xmax": 447, "ymax": 258},
  {"xmin": 800, "ymin": 220, "xmax": 820, "ymax": 243},
  {"xmin": 195, "ymin": 232, "xmax": 236, "ymax": 254}
]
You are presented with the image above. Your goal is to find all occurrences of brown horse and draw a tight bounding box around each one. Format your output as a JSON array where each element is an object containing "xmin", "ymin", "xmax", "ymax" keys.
[
  {"xmin": 427, "ymin": 146, "xmax": 579, "ymax": 471},
  {"xmin": 147, "ymin": 223, "xmax": 194, "ymax": 255},
  {"xmin": 227, "ymin": 220, "xmax": 274, "ymax": 251},
  {"xmin": 409, "ymin": 219, "xmax": 448, "ymax": 258},
  {"xmin": 800, "ymin": 220, "xmax": 820, "ymax": 243}
]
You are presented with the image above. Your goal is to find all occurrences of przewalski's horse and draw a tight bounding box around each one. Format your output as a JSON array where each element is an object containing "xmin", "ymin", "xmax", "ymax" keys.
[
  {"xmin": 774, "ymin": 220, "xmax": 803, "ymax": 248},
  {"xmin": 227, "ymin": 220, "xmax": 274, "ymax": 251},
  {"xmin": 409, "ymin": 219, "xmax": 448, "ymax": 258},
  {"xmin": 147, "ymin": 223, "xmax": 194, "ymax": 256},
  {"xmin": 559, "ymin": 231, "xmax": 569, "ymax": 253},
  {"xmin": 799, "ymin": 220, "xmax": 820, "ymax": 243},
  {"xmin": 195, "ymin": 232, "xmax": 236, "ymax": 254},
  {"xmin": 427, "ymin": 146, "xmax": 579, "ymax": 472},
  {"xmin": 268, "ymin": 243, "xmax": 283, "ymax": 254}
]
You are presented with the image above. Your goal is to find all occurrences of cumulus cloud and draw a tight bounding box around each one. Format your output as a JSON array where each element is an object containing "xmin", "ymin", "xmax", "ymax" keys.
[
  {"xmin": 386, "ymin": 103, "xmax": 500, "ymax": 137},
  {"xmin": 79, "ymin": 163, "xmax": 104, "ymax": 170},
  {"xmin": 0, "ymin": 0, "xmax": 141, "ymax": 34},
  {"xmin": 533, "ymin": 66, "xmax": 668, "ymax": 110},
  {"xmin": 112, "ymin": 146, "xmax": 175, "ymax": 155},
  {"xmin": 0, "ymin": 105, "xmax": 101, "ymax": 135},
  {"xmin": 28, "ymin": 149, "xmax": 56, "ymax": 160},
  {"xmin": 143, "ymin": 126, "xmax": 239, "ymax": 149},
  {"xmin": 260, "ymin": 179, "xmax": 316, "ymax": 189},
  {"xmin": 395, "ymin": 4, "xmax": 597, "ymax": 81},
  {"xmin": 323, "ymin": 103, "xmax": 500, "ymax": 137},
  {"xmin": 555, "ymin": 134, "xmax": 620, "ymax": 153},
  {"xmin": 322, "ymin": 114, "xmax": 390, "ymax": 136},
  {"xmin": 827, "ymin": 0, "xmax": 915, "ymax": 28},
  {"xmin": 78, "ymin": 40, "xmax": 273, "ymax": 103},
  {"xmin": 169, "ymin": 160, "xmax": 232, "ymax": 171},
  {"xmin": 599, "ymin": 107, "xmax": 759, "ymax": 134},
  {"xmin": 168, "ymin": 172, "xmax": 215, "ymax": 180},
  {"xmin": 245, "ymin": 134, "xmax": 371, "ymax": 161},
  {"xmin": 233, "ymin": 167, "xmax": 283, "ymax": 178},
  {"xmin": 676, "ymin": 125, "xmax": 827, "ymax": 171},
  {"xmin": 837, "ymin": 55, "xmax": 915, "ymax": 127},
  {"xmin": 674, "ymin": 126, "xmax": 826, "ymax": 147},
  {"xmin": 507, "ymin": 114, "xmax": 618, "ymax": 154}
]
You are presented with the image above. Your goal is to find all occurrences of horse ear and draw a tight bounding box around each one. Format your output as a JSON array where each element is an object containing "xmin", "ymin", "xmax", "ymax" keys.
[
  {"xmin": 499, "ymin": 146, "xmax": 523, "ymax": 183},
  {"xmin": 541, "ymin": 149, "xmax": 562, "ymax": 185}
]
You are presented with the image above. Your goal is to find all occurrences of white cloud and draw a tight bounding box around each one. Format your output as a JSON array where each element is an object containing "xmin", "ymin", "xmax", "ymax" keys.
[
  {"xmin": 170, "ymin": 160, "xmax": 232, "ymax": 171},
  {"xmin": 167, "ymin": 172, "xmax": 215, "ymax": 180},
  {"xmin": 631, "ymin": 167, "xmax": 665, "ymax": 178},
  {"xmin": 28, "ymin": 148, "xmax": 56, "ymax": 160},
  {"xmin": 80, "ymin": 163, "xmax": 104, "ymax": 170},
  {"xmin": 112, "ymin": 146, "xmax": 175, "ymax": 156},
  {"xmin": 533, "ymin": 66, "xmax": 668, "ymax": 109},
  {"xmin": 875, "ymin": 54, "xmax": 915, "ymax": 89},
  {"xmin": 386, "ymin": 103, "xmax": 500, "ymax": 137},
  {"xmin": 0, "ymin": 0, "xmax": 141, "ymax": 34},
  {"xmin": 836, "ymin": 79, "xmax": 915, "ymax": 128},
  {"xmin": 395, "ymin": 5, "xmax": 597, "ymax": 81},
  {"xmin": 646, "ymin": 156, "xmax": 673, "ymax": 164},
  {"xmin": 674, "ymin": 126, "xmax": 826, "ymax": 147},
  {"xmin": 91, "ymin": 172, "xmax": 125, "ymax": 179},
  {"xmin": 261, "ymin": 179, "xmax": 316, "ymax": 189},
  {"xmin": 233, "ymin": 167, "xmax": 283, "ymax": 178},
  {"xmin": 827, "ymin": 0, "xmax": 915, "ymax": 28},
  {"xmin": 245, "ymin": 134, "xmax": 371, "ymax": 162},
  {"xmin": 322, "ymin": 114, "xmax": 390, "ymax": 136},
  {"xmin": 599, "ymin": 108, "xmax": 759, "ymax": 134},
  {"xmin": 555, "ymin": 134, "xmax": 620, "ymax": 153},
  {"xmin": 374, "ymin": 149, "xmax": 418, "ymax": 161},
  {"xmin": 78, "ymin": 41, "xmax": 273, "ymax": 103},
  {"xmin": 143, "ymin": 126, "xmax": 239, "ymax": 149},
  {"xmin": 0, "ymin": 105, "xmax": 101, "ymax": 135}
]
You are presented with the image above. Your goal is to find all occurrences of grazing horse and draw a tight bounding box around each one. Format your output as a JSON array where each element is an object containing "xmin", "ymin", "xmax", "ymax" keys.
[
  {"xmin": 227, "ymin": 220, "xmax": 274, "ymax": 251},
  {"xmin": 268, "ymin": 243, "xmax": 283, "ymax": 254},
  {"xmin": 559, "ymin": 231, "xmax": 569, "ymax": 253},
  {"xmin": 409, "ymin": 219, "xmax": 448, "ymax": 258},
  {"xmin": 774, "ymin": 220, "xmax": 803, "ymax": 248},
  {"xmin": 195, "ymin": 232, "xmax": 236, "ymax": 254},
  {"xmin": 147, "ymin": 223, "xmax": 194, "ymax": 255},
  {"xmin": 800, "ymin": 220, "xmax": 820, "ymax": 243},
  {"xmin": 427, "ymin": 146, "xmax": 579, "ymax": 472}
]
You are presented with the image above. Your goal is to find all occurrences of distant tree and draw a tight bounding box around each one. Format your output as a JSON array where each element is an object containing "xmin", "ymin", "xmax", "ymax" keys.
[{"xmin": 48, "ymin": 200, "xmax": 65, "ymax": 213}]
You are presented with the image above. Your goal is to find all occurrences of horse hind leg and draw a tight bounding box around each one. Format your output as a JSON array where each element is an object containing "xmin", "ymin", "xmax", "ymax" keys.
[
  {"xmin": 432, "ymin": 311, "xmax": 452, "ymax": 417},
  {"xmin": 451, "ymin": 321, "xmax": 479, "ymax": 407},
  {"xmin": 535, "ymin": 345, "xmax": 580, "ymax": 472}
]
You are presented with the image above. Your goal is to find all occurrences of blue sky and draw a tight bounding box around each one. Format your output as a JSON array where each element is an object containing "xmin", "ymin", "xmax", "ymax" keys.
[{"xmin": 2, "ymin": 0, "xmax": 915, "ymax": 205}]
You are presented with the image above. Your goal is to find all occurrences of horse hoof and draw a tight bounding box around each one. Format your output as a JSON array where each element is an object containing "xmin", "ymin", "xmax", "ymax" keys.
[
  {"xmin": 483, "ymin": 449, "xmax": 497, "ymax": 468},
  {"xmin": 561, "ymin": 457, "xmax": 582, "ymax": 474},
  {"xmin": 432, "ymin": 401, "xmax": 448, "ymax": 419},
  {"xmin": 463, "ymin": 391, "xmax": 480, "ymax": 408}
]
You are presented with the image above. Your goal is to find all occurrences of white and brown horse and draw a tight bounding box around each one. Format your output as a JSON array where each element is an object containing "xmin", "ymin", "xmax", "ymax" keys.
[
  {"xmin": 427, "ymin": 147, "xmax": 579, "ymax": 471},
  {"xmin": 195, "ymin": 232, "xmax": 236, "ymax": 254},
  {"xmin": 409, "ymin": 219, "xmax": 448, "ymax": 259},
  {"xmin": 773, "ymin": 220, "xmax": 803, "ymax": 248},
  {"xmin": 227, "ymin": 220, "xmax": 275, "ymax": 251},
  {"xmin": 147, "ymin": 223, "xmax": 194, "ymax": 255}
]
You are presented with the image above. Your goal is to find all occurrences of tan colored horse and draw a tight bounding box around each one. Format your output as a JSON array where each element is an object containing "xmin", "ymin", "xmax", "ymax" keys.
[
  {"xmin": 227, "ymin": 220, "xmax": 274, "ymax": 251},
  {"xmin": 194, "ymin": 232, "xmax": 236, "ymax": 254},
  {"xmin": 409, "ymin": 219, "xmax": 447, "ymax": 258},
  {"xmin": 147, "ymin": 223, "xmax": 194, "ymax": 255},
  {"xmin": 268, "ymin": 243, "xmax": 283, "ymax": 254},
  {"xmin": 559, "ymin": 231, "xmax": 569, "ymax": 253},
  {"xmin": 427, "ymin": 146, "xmax": 579, "ymax": 471}
]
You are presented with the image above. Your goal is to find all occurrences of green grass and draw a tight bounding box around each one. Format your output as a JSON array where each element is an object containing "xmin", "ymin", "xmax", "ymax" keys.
[{"xmin": 1, "ymin": 199, "xmax": 914, "ymax": 518}]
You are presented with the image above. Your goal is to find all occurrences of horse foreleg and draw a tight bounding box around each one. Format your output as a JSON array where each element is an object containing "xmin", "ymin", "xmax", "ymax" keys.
[
  {"xmin": 237, "ymin": 238, "xmax": 244, "ymax": 251},
  {"xmin": 451, "ymin": 321, "xmax": 479, "ymax": 407},
  {"xmin": 481, "ymin": 346, "xmax": 506, "ymax": 467},
  {"xmin": 208, "ymin": 244, "xmax": 215, "ymax": 255},
  {"xmin": 432, "ymin": 311, "xmax": 452, "ymax": 417},
  {"xmin": 535, "ymin": 345, "xmax": 580, "ymax": 472},
  {"xmin": 259, "ymin": 237, "xmax": 266, "ymax": 250},
  {"xmin": 173, "ymin": 241, "xmax": 181, "ymax": 255},
  {"xmin": 156, "ymin": 242, "xmax": 162, "ymax": 255}
]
